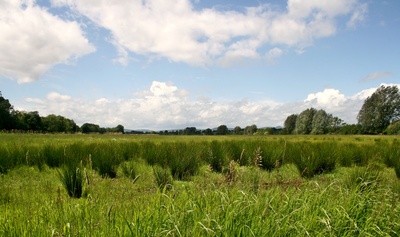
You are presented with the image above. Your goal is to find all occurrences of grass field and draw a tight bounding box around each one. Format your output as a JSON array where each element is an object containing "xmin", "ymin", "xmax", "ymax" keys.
[{"xmin": 1, "ymin": 133, "xmax": 400, "ymax": 236}]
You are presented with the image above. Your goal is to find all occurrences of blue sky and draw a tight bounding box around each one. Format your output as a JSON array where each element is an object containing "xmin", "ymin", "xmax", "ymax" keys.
[{"xmin": 1, "ymin": 0, "xmax": 399, "ymax": 130}]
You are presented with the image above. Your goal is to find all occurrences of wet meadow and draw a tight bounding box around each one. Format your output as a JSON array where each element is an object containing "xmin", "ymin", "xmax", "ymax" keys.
[{"xmin": 1, "ymin": 133, "xmax": 400, "ymax": 236}]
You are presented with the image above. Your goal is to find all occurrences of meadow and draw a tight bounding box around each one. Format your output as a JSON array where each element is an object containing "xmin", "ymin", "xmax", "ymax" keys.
[{"xmin": 1, "ymin": 133, "xmax": 400, "ymax": 236}]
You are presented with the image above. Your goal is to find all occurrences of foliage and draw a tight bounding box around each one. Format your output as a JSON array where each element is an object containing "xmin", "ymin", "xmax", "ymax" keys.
[
  {"xmin": 357, "ymin": 85, "xmax": 400, "ymax": 134},
  {"xmin": 0, "ymin": 93, "xmax": 14, "ymax": 130},
  {"xmin": 384, "ymin": 120, "xmax": 400, "ymax": 134},
  {"xmin": 216, "ymin": 125, "xmax": 229, "ymax": 135},
  {"xmin": 244, "ymin": 124, "xmax": 257, "ymax": 135},
  {"xmin": 42, "ymin": 114, "xmax": 78, "ymax": 133},
  {"xmin": 283, "ymin": 114, "xmax": 297, "ymax": 134},
  {"xmin": 311, "ymin": 109, "xmax": 329, "ymax": 134},
  {"xmin": 295, "ymin": 108, "xmax": 317, "ymax": 134}
]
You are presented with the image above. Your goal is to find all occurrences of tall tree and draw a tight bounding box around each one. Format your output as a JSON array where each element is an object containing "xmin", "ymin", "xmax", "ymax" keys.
[
  {"xmin": 283, "ymin": 114, "xmax": 298, "ymax": 134},
  {"xmin": 244, "ymin": 124, "xmax": 257, "ymax": 135},
  {"xmin": 357, "ymin": 85, "xmax": 400, "ymax": 134},
  {"xmin": 233, "ymin": 126, "xmax": 242, "ymax": 135},
  {"xmin": 311, "ymin": 109, "xmax": 329, "ymax": 134},
  {"xmin": 216, "ymin": 125, "xmax": 229, "ymax": 135},
  {"xmin": 295, "ymin": 108, "xmax": 316, "ymax": 134},
  {"xmin": 0, "ymin": 92, "xmax": 14, "ymax": 130}
]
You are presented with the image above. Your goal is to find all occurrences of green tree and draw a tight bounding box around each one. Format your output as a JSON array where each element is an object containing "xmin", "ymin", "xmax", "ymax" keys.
[
  {"xmin": 233, "ymin": 126, "xmax": 242, "ymax": 135},
  {"xmin": 183, "ymin": 127, "xmax": 197, "ymax": 135},
  {"xmin": 311, "ymin": 109, "xmax": 329, "ymax": 134},
  {"xmin": 327, "ymin": 116, "xmax": 344, "ymax": 134},
  {"xmin": 42, "ymin": 114, "xmax": 78, "ymax": 133},
  {"xmin": 357, "ymin": 85, "xmax": 400, "ymax": 134},
  {"xmin": 384, "ymin": 120, "xmax": 400, "ymax": 135},
  {"xmin": 116, "ymin": 124, "xmax": 124, "ymax": 134},
  {"xmin": 0, "ymin": 92, "xmax": 14, "ymax": 130},
  {"xmin": 13, "ymin": 111, "xmax": 42, "ymax": 131},
  {"xmin": 81, "ymin": 123, "xmax": 101, "ymax": 134},
  {"xmin": 244, "ymin": 124, "xmax": 257, "ymax": 135},
  {"xmin": 283, "ymin": 114, "xmax": 298, "ymax": 134},
  {"xmin": 203, "ymin": 128, "xmax": 213, "ymax": 135},
  {"xmin": 216, "ymin": 125, "xmax": 229, "ymax": 135},
  {"xmin": 295, "ymin": 108, "xmax": 316, "ymax": 134}
]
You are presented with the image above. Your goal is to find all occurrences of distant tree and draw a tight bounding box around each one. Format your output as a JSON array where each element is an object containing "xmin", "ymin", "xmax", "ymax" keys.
[
  {"xmin": 339, "ymin": 124, "xmax": 362, "ymax": 135},
  {"xmin": 42, "ymin": 114, "xmax": 78, "ymax": 133},
  {"xmin": 233, "ymin": 126, "xmax": 242, "ymax": 135},
  {"xmin": 357, "ymin": 85, "xmax": 400, "ymax": 134},
  {"xmin": 81, "ymin": 123, "xmax": 101, "ymax": 134},
  {"xmin": 327, "ymin": 116, "xmax": 344, "ymax": 134},
  {"xmin": 115, "ymin": 124, "xmax": 124, "ymax": 133},
  {"xmin": 183, "ymin": 127, "xmax": 197, "ymax": 135},
  {"xmin": 244, "ymin": 124, "xmax": 257, "ymax": 135},
  {"xmin": 0, "ymin": 92, "xmax": 14, "ymax": 130},
  {"xmin": 216, "ymin": 125, "xmax": 229, "ymax": 135},
  {"xmin": 203, "ymin": 128, "xmax": 213, "ymax": 135},
  {"xmin": 311, "ymin": 109, "xmax": 329, "ymax": 134},
  {"xmin": 13, "ymin": 111, "xmax": 42, "ymax": 131},
  {"xmin": 295, "ymin": 108, "xmax": 316, "ymax": 134},
  {"xmin": 283, "ymin": 114, "xmax": 298, "ymax": 134}
]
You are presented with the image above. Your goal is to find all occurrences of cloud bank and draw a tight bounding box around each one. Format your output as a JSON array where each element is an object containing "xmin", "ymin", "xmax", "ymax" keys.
[
  {"xmin": 21, "ymin": 82, "xmax": 399, "ymax": 130},
  {"xmin": 0, "ymin": 0, "xmax": 367, "ymax": 83},
  {"xmin": 51, "ymin": 0, "xmax": 365, "ymax": 67}
]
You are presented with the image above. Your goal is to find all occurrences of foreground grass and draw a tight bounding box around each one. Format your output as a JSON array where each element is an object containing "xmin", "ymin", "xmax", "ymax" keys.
[
  {"xmin": 1, "ymin": 163, "xmax": 400, "ymax": 236},
  {"xmin": 1, "ymin": 134, "xmax": 400, "ymax": 236}
]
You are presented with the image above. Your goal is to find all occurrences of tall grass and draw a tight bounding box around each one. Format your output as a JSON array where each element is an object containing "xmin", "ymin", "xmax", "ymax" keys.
[
  {"xmin": 291, "ymin": 141, "xmax": 337, "ymax": 178},
  {"xmin": 58, "ymin": 164, "xmax": 86, "ymax": 198}
]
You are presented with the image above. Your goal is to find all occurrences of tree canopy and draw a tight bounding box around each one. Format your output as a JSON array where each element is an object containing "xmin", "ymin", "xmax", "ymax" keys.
[{"xmin": 357, "ymin": 85, "xmax": 400, "ymax": 134}]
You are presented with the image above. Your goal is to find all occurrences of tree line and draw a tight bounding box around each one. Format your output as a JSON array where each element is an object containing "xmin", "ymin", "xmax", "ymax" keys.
[
  {"xmin": 0, "ymin": 92, "xmax": 124, "ymax": 134},
  {"xmin": 1, "ymin": 85, "xmax": 399, "ymax": 135}
]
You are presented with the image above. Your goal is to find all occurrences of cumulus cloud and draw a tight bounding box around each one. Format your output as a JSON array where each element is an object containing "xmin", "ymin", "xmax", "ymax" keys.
[
  {"xmin": 360, "ymin": 71, "xmax": 392, "ymax": 82},
  {"xmin": 21, "ymin": 82, "xmax": 400, "ymax": 130},
  {"xmin": 0, "ymin": 0, "xmax": 95, "ymax": 83},
  {"xmin": 50, "ymin": 0, "xmax": 366, "ymax": 67}
]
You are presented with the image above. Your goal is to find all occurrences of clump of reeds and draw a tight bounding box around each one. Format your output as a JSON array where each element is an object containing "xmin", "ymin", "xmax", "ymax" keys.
[
  {"xmin": 153, "ymin": 165, "xmax": 173, "ymax": 191},
  {"xmin": 293, "ymin": 142, "xmax": 336, "ymax": 178},
  {"xmin": 58, "ymin": 162, "xmax": 87, "ymax": 198}
]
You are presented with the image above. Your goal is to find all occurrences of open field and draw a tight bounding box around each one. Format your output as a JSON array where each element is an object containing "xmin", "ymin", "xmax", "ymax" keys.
[{"xmin": 1, "ymin": 134, "xmax": 400, "ymax": 236}]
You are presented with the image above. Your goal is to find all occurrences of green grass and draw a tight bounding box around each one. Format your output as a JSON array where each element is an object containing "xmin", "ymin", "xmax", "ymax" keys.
[{"xmin": 1, "ymin": 133, "xmax": 400, "ymax": 236}]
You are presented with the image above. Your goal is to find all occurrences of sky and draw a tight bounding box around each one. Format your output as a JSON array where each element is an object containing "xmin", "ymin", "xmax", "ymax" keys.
[{"xmin": 1, "ymin": 0, "xmax": 399, "ymax": 130}]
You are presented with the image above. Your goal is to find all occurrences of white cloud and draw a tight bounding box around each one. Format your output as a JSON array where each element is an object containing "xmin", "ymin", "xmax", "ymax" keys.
[
  {"xmin": 305, "ymin": 88, "xmax": 346, "ymax": 108},
  {"xmin": 21, "ymin": 82, "xmax": 400, "ymax": 130},
  {"xmin": 360, "ymin": 71, "xmax": 392, "ymax": 82},
  {"xmin": 50, "ymin": 0, "xmax": 366, "ymax": 67},
  {"xmin": 0, "ymin": 0, "xmax": 95, "ymax": 83},
  {"xmin": 347, "ymin": 3, "xmax": 368, "ymax": 28},
  {"xmin": 267, "ymin": 47, "xmax": 283, "ymax": 63}
]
